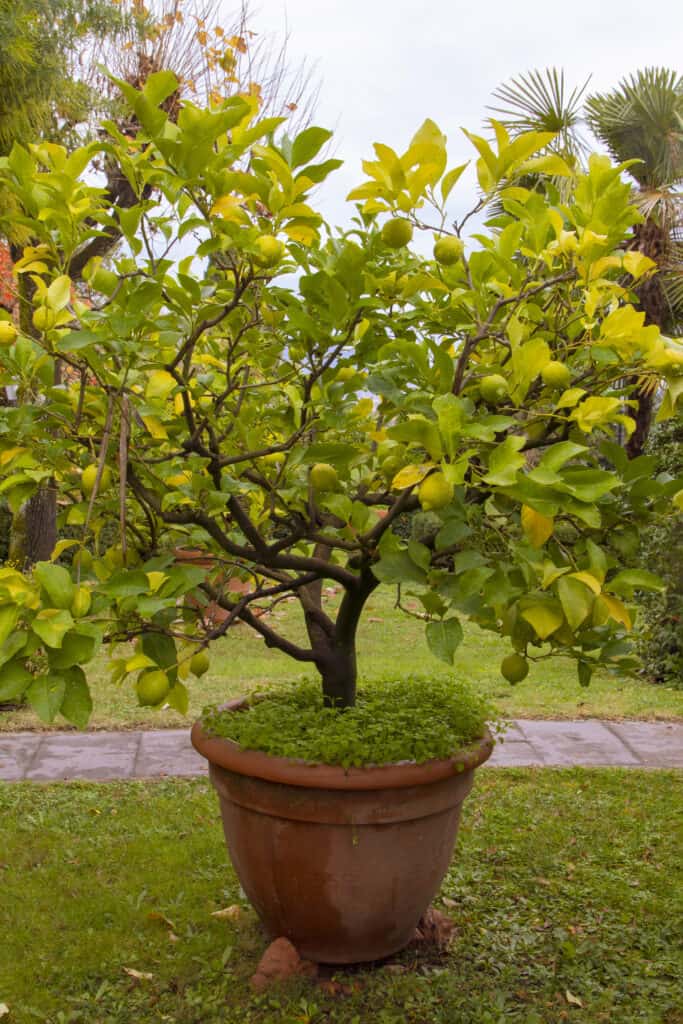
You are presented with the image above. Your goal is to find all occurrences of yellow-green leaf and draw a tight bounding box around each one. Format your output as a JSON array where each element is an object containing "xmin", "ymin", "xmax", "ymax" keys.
[
  {"xmin": 521, "ymin": 506, "xmax": 554, "ymax": 548},
  {"xmin": 520, "ymin": 602, "xmax": 564, "ymax": 640},
  {"xmin": 146, "ymin": 370, "xmax": 177, "ymax": 402},
  {"xmin": 391, "ymin": 463, "xmax": 432, "ymax": 489}
]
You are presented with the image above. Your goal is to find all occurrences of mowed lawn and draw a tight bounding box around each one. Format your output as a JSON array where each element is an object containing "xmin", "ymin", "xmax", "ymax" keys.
[
  {"xmin": 1, "ymin": 770, "xmax": 681, "ymax": 1024},
  {"xmin": 2, "ymin": 589, "xmax": 681, "ymax": 731}
]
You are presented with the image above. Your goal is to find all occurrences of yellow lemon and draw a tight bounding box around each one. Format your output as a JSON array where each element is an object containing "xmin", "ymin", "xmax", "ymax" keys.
[
  {"xmin": 381, "ymin": 218, "xmax": 413, "ymax": 248},
  {"xmin": 0, "ymin": 321, "xmax": 17, "ymax": 345},
  {"xmin": 81, "ymin": 464, "xmax": 112, "ymax": 496},
  {"xmin": 541, "ymin": 360, "xmax": 571, "ymax": 390},
  {"xmin": 433, "ymin": 237, "xmax": 464, "ymax": 266},
  {"xmin": 136, "ymin": 670, "xmax": 171, "ymax": 706},
  {"xmin": 418, "ymin": 472, "xmax": 453, "ymax": 511},
  {"xmin": 190, "ymin": 650, "xmax": 210, "ymax": 677},
  {"xmin": 254, "ymin": 236, "xmax": 285, "ymax": 268},
  {"xmin": 310, "ymin": 463, "xmax": 339, "ymax": 491},
  {"xmin": 480, "ymin": 374, "xmax": 509, "ymax": 406}
]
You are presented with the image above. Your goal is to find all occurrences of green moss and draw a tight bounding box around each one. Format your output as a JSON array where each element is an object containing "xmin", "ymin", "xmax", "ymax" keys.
[{"xmin": 201, "ymin": 676, "xmax": 494, "ymax": 767}]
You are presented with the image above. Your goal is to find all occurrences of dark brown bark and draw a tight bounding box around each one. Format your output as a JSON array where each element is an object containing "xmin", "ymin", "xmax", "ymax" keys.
[{"xmin": 23, "ymin": 485, "xmax": 57, "ymax": 566}]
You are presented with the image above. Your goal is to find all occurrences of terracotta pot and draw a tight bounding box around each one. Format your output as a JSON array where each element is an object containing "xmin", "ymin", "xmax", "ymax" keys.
[{"xmin": 191, "ymin": 700, "xmax": 493, "ymax": 963}]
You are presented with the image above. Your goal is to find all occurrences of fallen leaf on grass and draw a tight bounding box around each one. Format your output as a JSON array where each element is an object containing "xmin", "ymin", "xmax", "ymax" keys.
[
  {"xmin": 0, "ymin": 1004, "xmax": 9, "ymax": 1018},
  {"xmin": 211, "ymin": 905, "xmax": 243, "ymax": 921},
  {"xmin": 123, "ymin": 967, "xmax": 154, "ymax": 981},
  {"xmin": 565, "ymin": 989, "xmax": 583, "ymax": 1007},
  {"xmin": 147, "ymin": 911, "xmax": 176, "ymax": 930}
]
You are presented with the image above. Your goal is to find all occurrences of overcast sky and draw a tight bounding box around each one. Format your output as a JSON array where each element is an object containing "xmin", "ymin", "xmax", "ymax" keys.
[{"xmin": 234, "ymin": 0, "xmax": 682, "ymax": 231}]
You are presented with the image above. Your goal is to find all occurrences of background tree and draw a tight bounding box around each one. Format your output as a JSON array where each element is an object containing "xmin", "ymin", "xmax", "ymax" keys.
[{"xmin": 488, "ymin": 66, "xmax": 683, "ymax": 456}]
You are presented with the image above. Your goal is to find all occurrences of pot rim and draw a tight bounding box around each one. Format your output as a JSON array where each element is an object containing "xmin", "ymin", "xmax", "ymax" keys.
[{"xmin": 191, "ymin": 696, "xmax": 494, "ymax": 791}]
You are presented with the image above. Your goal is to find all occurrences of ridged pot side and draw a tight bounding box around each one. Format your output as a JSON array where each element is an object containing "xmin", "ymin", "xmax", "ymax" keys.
[{"xmin": 192, "ymin": 709, "xmax": 493, "ymax": 964}]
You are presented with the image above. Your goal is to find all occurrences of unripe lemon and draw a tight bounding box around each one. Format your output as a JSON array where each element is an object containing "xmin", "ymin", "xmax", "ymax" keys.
[
  {"xmin": 190, "ymin": 650, "xmax": 210, "ymax": 677},
  {"xmin": 480, "ymin": 374, "xmax": 509, "ymax": 406},
  {"xmin": 381, "ymin": 218, "xmax": 413, "ymax": 248},
  {"xmin": 335, "ymin": 367, "xmax": 356, "ymax": 382},
  {"xmin": 136, "ymin": 670, "xmax": 170, "ymax": 706},
  {"xmin": 90, "ymin": 267, "xmax": 118, "ymax": 296},
  {"xmin": 418, "ymin": 472, "xmax": 453, "ymax": 511},
  {"xmin": 500, "ymin": 653, "xmax": 529, "ymax": 684},
  {"xmin": 71, "ymin": 585, "xmax": 92, "ymax": 618},
  {"xmin": 433, "ymin": 237, "xmax": 464, "ymax": 266},
  {"xmin": 81, "ymin": 464, "xmax": 112, "ymax": 496},
  {"xmin": 381, "ymin": 453, "xmax": 404, "ymax": 481},
  {"xmin": 541, "ymin": 360, "xmax": 571, "ymax": 390},
  {"xmin": 310, "ymin": 463, "xmax": 339, "ymax": 491},
  {"xmin": 254, "ymin": 236, "xmax": 285, "ymax": 268},
  {"xmin": 32, "ymin": 306, "xmax": 57, "ymax": 331},
  {"xmin": 0, "ymin": 321, "xmax": 17, "ymax": 345}
]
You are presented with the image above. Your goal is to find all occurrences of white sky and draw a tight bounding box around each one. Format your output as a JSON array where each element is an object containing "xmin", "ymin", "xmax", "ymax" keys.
[{"xmin": 235, "ymin": 0, "xmax": 682, "ymax": 231}]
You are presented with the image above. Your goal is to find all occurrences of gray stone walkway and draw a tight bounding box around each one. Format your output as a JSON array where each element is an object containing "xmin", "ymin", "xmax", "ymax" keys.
[{"xmin": 1, "ymin": 719, "xmax": 682, "ymax": 781}]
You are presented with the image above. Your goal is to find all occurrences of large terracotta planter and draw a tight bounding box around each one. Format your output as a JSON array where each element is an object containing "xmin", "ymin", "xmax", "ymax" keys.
[{"xmin": 191, "ymin": 699, "xmax": 493, "ymax": 963}]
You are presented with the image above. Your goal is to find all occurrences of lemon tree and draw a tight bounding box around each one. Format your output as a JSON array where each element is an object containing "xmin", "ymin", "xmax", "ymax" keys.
[{"xmin": 0, "ymin": 75, "xmax": 680, "ymax": 723}]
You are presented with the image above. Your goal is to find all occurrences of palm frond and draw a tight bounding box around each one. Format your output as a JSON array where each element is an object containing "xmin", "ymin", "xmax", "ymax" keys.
[
  {"xmin": 488, "ymin": 67, "xmax": 591, "ymax": 162},
  {"xmin": 585, "ymin": 67, "xmax": 683, "ymax": 188}
]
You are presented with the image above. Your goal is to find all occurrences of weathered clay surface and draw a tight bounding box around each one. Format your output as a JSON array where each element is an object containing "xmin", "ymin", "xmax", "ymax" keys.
[{"xmin": 250, "ymin": 938, "xmax": 318, "ymax": 992}]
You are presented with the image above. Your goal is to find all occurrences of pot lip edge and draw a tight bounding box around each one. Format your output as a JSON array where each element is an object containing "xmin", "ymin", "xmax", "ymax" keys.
[{"xmin": 190, "ymin": 698, "xmax": 494, "ymax": 790}]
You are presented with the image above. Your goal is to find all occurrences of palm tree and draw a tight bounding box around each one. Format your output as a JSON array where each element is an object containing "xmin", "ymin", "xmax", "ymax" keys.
[{"xmin": 487, "ymin": 67, "xmax": 683, "ymax": 456}]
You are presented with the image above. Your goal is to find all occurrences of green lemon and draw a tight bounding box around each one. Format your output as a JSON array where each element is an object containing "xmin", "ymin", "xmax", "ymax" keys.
[
  {"xmin": 136, "ymin": 670, "xmax": 171, "ymax": 707},
  {"xmin": 254, "ymin": 236, "xmax": 285, "ymax": 268},
  {"xmin": 500, "ymin": 653, "xmax": 529, "ymax": 684},
  {"xmin": 71, "ymin": 585, "xmax": 92, "ymax": 618},
  {"xmin": 418, "ymin": 472, "xmax": 453, "ymax": 511},
  {"xmin": 190, "ymin": 650, "xmax": 210, "ymax": 677},
  {"xmin": 380, "ymin": 453, "xmax": 404, "ymax": 482},
  {"xmin": 541, "ymin": 360, "xmax": 571, "ymax": 390},
  {"xmin": 480, "ymin": 374, "xmax": 509, "ymax": 406},
  {"xmin": 433, "ymin": 237, "xmax": 464, "ymax": 266},
  {"xmin": 0, "ymin": 321, "xmax": 17, "ymax": 345},
  {"xmin": 81, "ymin": 464, "xmax": 112, "ymax": 496},
  {"xmin": 310, "ymin": 463, "xmax": 339, "ymax": 491},
  {"xmin": 381, "ymin": 218, "xmax": 413, "ymax": 248}
]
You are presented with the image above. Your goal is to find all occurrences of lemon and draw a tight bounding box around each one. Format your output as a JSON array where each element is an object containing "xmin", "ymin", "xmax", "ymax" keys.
[
  {"xmin": 71, "ymin": 585, "xmax": 92, "ymax": 618},
  {"xmin": 381, "ymin": 218, "xmax": 413, "ymax": 248},
  {"xmin": 418, "ymin": 472, "xmax": 453, "ymax": 511},
  {"xmin": 480, "ymin": 374, "xmax": 509, "ymax": 406},
  {"xmin": 136, "ymin": 670, "xmax": 171, "ymax": 706},
  {"xmin": 541, "ymin": 360, "xmax": 571, "ymax": 390},
  {"xmin": 310, "ymin": 463, "xmax": 339, "ymax": 491},
  {"xmin": 335, "ymin": 367, "xmax": 356, "ymax": 382},
  {"xmin": 254, "ymin": 236, "xmax": 285, "ymax": 268},
  {"xmin": 0, "ymin": 321, "xmax": 17, "ymax": 345},
  {"xmin": 381, "ymin": 453, "xmax": 404, "ymax": 481},
  {"xmin": 89, "ymin": 267, "xmax": 118, "ymax": 296},
  {"xmin": 500, "ymin": 653, "xmax": 529, "ymax": 684},
  {"xmin": 433, "ymin": 237, "xmax": 464, "ymax": 266},
  {"xmin": 81, "ymin": 464, "xmax": 112, "ymax": 496},
  {"xmin": 190, "ymin": 650, "xmax": 210, "ymax": 677}
]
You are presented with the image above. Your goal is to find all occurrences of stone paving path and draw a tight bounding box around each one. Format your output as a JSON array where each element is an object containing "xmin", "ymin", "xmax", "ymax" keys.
[{"xmin": 1, "ymin": 719, "xmax": 682, "ymax": 781}]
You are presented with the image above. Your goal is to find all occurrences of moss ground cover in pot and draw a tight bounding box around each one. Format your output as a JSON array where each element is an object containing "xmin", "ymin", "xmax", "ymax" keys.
[{"xmin": 192, "ymin": 679, "xmax": 495, "ymax": 963}]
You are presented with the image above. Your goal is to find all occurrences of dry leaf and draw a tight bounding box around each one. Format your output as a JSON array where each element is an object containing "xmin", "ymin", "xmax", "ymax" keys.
[
  {"xmin": 123, "ymin": 967, "xmax": 154, "ymax": 981},
  {"xmin": 565, "ymin": 989, "xmax": 583, "ymax": 1007},
  {"xmin": 211, "ymin": 905, "xmax": 242, "ymax": 921},
  {"xmin": 147, "ymin": 911, "xmax": 176, "ymax": 930},
  {"xmin": 0, "ymin": 1004, "xmax": 9, "ymax": 1018},
  {"xmin": 168, "ymin": 931, "xmax": 179, "ymax": 943}
]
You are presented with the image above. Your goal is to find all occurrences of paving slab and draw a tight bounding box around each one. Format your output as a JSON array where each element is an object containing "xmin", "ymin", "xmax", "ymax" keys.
[
  {"xmin": 23, "ymin": 732, "xmax": 141, "ymax": 782},
  {"xmin": 516, "ymin": 718, "xmax": 641, "ymax": 767},
  {"xmin": 487, "ymin": 739, "xmax": 543, "ymax": 767},
  {"xmin": 134, "ymin": 730, "xmax": 206, "ymax": 778},
  {"xmin": 604, "ymin": 720, "xmax": 683, "ymax": 768},
  {"xmin": 0, "ymin": 733, "xmax": 43, "ymax": 781}
]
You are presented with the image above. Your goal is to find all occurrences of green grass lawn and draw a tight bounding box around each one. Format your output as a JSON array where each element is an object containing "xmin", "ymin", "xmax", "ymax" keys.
[
  {"xmin": 2, "ymin": 589, "xmax": 681, "ymax": 732},
  {"xmin": 1, "ymin": 770, "xmax": 681, "ymax": 1023}
]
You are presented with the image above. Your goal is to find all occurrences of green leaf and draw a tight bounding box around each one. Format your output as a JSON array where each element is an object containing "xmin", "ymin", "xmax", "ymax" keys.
[
  {"xmin": 46, "ymin": 275, "xmax": 71, "ymax": 312},
  {"xmin": 0, "ymin": 659, "xmax": 32, "ymax": 702},
  {"xmin": 484, "ymin": 436, "xmax": 526, "ymax": 486},
  {"xmin": 142, "ymin": 69, "xmax": 179, "ymax": 107},
  {"xmin": 31, "ymin": 609, "xmax": 74, "ymax": 648},
  {"xmin": 47, "ymin": 631, "xmax": 96, "ymax": 670},
  {"xmin": 440, "ymin": 163, "xmax": 468, "ymax": 202},
  {"xmin": 426, "ymin": 617, "xmax": 464, "ymax": 665},
  {"xmin": 290, "ymin": 127, "xmax": 332, "ymax": 169},
  {"xmin": 0, "ymin": 605, "xmax": 19, "ymax": 647},
  {"xmin": 34, "ymin": 561, "xmax": 75, "ymax": 609},
  {"xmin": 557, "ymin": 576, "xmax": 594, "ymax": 631},
  {"xmin": 60, "ymin": 668, "xmax": 93, "ymax": 729},
  {"xmin": 165, "ymin": 681, "xmax": 189, "ymax": 715},
  {"xmin": 577, "ymin": 661, "xmax": 593, "ymax": 687},
  {"xmin": 520, "ymin": 600, "xmax": 564, "ymax": 640},
  {"xmin": 607, "ymin": 570, "xmax": 665, "ymax": 596},
  {"xmin": 141, "ymin": 632, "xmax": 178, "ymax": 684},
  {"xmin": 25, "ymin": 675, "xmax": 66, "ymax": 723},
  {"xmin": 372, "ymin": 551, "xmax": 427, "ymax": 585}
]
